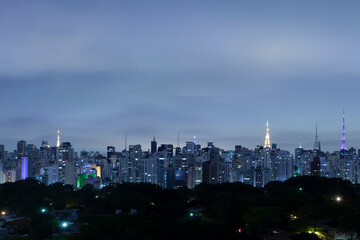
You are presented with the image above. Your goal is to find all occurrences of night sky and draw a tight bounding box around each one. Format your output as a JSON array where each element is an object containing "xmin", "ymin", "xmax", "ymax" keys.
[{"xmin": 1, "ymin": 1, "xmax": 360, "ymax": 153}]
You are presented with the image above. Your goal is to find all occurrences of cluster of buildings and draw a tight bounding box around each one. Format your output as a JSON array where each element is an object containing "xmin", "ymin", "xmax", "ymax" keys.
[{"xmin": 0, "ymin": 112, "xmax": 359, "ymax": 189}]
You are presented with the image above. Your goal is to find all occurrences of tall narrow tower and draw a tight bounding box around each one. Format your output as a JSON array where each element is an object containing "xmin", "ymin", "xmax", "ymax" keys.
[
  {"xmin": 264, "ymin": 121, "xmax": 271, "ymax": 148},
  {"xmin": 56, "ymin": 130, "xmax": 60, "ymax": 147},
  {"xmin": 314, "ymin": 124, "xmax": 320, "ymax": 151},
  {"xmin": 125, "ymin": 131, "xmax": 127, "ymax": 151},
  {"xmin": 341, "ymin": 108, "xmax": 346, "ymax": 150}
]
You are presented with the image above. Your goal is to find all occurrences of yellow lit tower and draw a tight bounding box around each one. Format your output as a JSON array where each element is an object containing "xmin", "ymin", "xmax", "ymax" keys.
[
  {"xmin": 56, "ymin": 130, "xmax": 60, "ymax": 147},
  {"xmin": 264, "ymin": 121, "xmax": 271, "ymax": 148}
]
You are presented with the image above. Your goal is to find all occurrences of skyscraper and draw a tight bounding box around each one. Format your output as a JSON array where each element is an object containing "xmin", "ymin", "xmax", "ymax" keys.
[
  {"xmin": 107, "ymin": 146, "xmax": 115, "ymax": 161},
  {"xmin": 17, "ymin": 140, "xmax": 26, "ymax": 159},
  {"xmin": 151, "ymin": 136, "xmax": 157, "ymax": 154},
  {"xmin": 21, "ymin": 157, "xmax": 28, "ymax": 180},
  {"xmin": 264, "ymin": 121, "xmax": 271, "ymax": 148}
]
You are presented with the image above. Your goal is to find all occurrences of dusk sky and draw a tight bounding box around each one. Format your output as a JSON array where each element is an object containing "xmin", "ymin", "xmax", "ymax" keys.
[{"xmin": 1, "ymin": 0, "xmax": 360, "ymax": 153}]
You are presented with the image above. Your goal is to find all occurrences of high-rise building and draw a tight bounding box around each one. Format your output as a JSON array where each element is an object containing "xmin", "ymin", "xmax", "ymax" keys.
[
  {"xmin": 0, "ymin": 145, "xmax": 5, "ymax": 164},
  {"xmin": 140, "ymin": 156, "xmax": 157, "ymax": 184},
  {"xmin": 158, "ymin": 144, "xmax": 173, "ymax": 158},
  {"xmin": 21, "ymin": 157, "xmax": 28, "ymax": 180},
  {"xmin": 17, "ymin": 140, "xmax": 26, "ymax": 159},
  {"xmin": 129, "ymin": 144, "xmax": 142, "ymax": 183},
  {"xmin": 151, "ymin": 137, "xmax": 157, "ymax": 154},
  {"xmin": 107, "ymin": 146, "xmax": 115, "ymax": 161},
  {"xmin": 65, "ymin": 161, "xmax": 76, "ymax": 186},
  {"xmin": 25, "ymin": 144, "xmax": 37, "ymax": 177},
  {"xmin": 57, "ymin": 142, "xmax": 74, "ymax": 182},
  {"xmin": 202, "ymin": 147, "xmax": 220, "ymax": 184},
  {"xmin": 311, "ymin": 156, "xmax": 321, "ymax": 177},
  {"xmin": 47, "ymin": 165, "xmax": 59, "ymax": 185},
  {"xmin": 186, "ymin": 141, "xmax": 196, "ymax": 154},
  {"xmin": 294, "ymin": 147, "xmax": 303, "ymax": 176}
]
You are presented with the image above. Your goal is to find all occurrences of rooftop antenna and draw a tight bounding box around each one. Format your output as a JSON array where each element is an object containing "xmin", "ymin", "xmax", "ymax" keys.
[
  {"xmin": 177, "ymin": 131, "xmax": 180, "ymax": 148},
  {"xmin": 125, "ymin": 131, "xmax": 127, "ymax": 151},
  {"xmin": 314, "ymin": 121, "xmax": 320, "ymax": 151},
  {"xmin": 341, "ymin": 108, "xmax": 346, "ymax": 150}
]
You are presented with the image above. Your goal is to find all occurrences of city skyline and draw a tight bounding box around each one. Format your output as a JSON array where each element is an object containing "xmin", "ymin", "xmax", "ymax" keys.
[
  {"xmin": 1, "ymin": 2, "xmax": 360, "ymax": 239},
  {"xmin": 0, "ymin": 114, "xmax": 355, "ymax": 154},
  {"xmin": 1, "ymin": 1, "xmax": 360, "ymax": 152}
]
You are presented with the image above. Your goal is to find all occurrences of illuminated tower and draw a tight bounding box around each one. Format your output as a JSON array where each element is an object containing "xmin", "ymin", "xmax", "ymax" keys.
[
  {"xmin": 56, "ymin": 130, "xmax": 60, "ymax": 147},
  {"xmin": 21, "ymin": 157, "xmax": 28, "ymax": 180},
  {"xmin": 264, "ymin": 121, "xmax": 270, "ymax": 148},
  {"xmin": 341, "ymin": 108, "xmax": 346, "ymax": 150}
]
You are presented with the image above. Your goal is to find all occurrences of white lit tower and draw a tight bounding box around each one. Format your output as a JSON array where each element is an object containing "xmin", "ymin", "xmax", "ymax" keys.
[
  {"xmin": 56, "ymin": 130, "xmax": 60, "ymax": 148},
  {"xmin": 264, "ymin": 121, "xmax": 271, "ymax": 149}
]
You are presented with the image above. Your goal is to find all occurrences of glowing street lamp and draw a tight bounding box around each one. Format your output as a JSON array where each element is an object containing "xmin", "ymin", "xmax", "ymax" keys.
[{"xmin": 61, "ymin": 222, "xmax": 69, "ymax": 228}]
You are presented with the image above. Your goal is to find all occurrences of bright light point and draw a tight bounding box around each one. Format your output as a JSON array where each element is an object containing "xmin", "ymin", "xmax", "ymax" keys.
[
  {"xmin": 41, "ymin": 208, "xmax": 46, "ymax": 213},
  {"xmin": 189, "ymin": 212, "xmax": 194, "ymax": 217},
  {"xmin": 1, "ymin": 211, "xmax": 5, "ymax": 216},
  {"xmin": 299, "ymin": 187, "xmax": 302, "ymax": 191},
  {"xmin": 61, "ymin": 222, "xmax": 69, "ymax": 228},
  {"xmin": 336, "ymin": 196, "xmax": 341, "ymax": 202}
]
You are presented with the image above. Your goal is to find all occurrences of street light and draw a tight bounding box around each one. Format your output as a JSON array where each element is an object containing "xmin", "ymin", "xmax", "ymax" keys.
[{"xmin": 61, "ymin": 222, "xmax": 69, "ymax": 228}]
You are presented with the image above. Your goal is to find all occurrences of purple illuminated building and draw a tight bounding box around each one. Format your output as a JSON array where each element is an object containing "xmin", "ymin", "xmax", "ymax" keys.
[{"xmin": 21, "ymin": 157, "xmax": 28, "ymax": 180}]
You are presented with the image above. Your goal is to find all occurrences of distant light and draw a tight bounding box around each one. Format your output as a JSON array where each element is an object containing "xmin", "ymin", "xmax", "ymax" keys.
[
  {"xmin": 189, "ymin": 212, "xmax": 194, "ymax": 217},
  {"xmin": 1, "ymin": 211, "xmax": 6, "ymax": 216},
  {"xmin": 61, "ymin": 222, "xmax": 69, "ymax": 228},
  {"xmin": 41, "ymin": 208, "xmax": 46, "ymax": 213},
  {"xmin": 336, "ymin": 196, "xmax": 342, "ymax": 202},
  {"xmin": 238, "ymin": 228, "xmax": 242, "ymax": 233},
  {"xmin": 299, "ymin": 187, "xmax": 302, "ymax": 191}
]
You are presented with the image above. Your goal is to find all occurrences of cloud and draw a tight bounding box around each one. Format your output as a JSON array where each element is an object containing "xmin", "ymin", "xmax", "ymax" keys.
[{"xmin": 0, "ymin": 1, "xmax": 360, "ymax": 152}]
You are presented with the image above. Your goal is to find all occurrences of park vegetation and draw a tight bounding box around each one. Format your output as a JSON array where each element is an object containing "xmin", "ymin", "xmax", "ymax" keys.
[{"xmin": 0, "ymin": 176, "xmax": 359, "ymax": 240}]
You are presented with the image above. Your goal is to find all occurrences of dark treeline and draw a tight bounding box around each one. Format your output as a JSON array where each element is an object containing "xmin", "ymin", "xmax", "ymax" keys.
[{"xmin": 0, "ymin": 176, "xmax": 359, "ymax": 240}]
